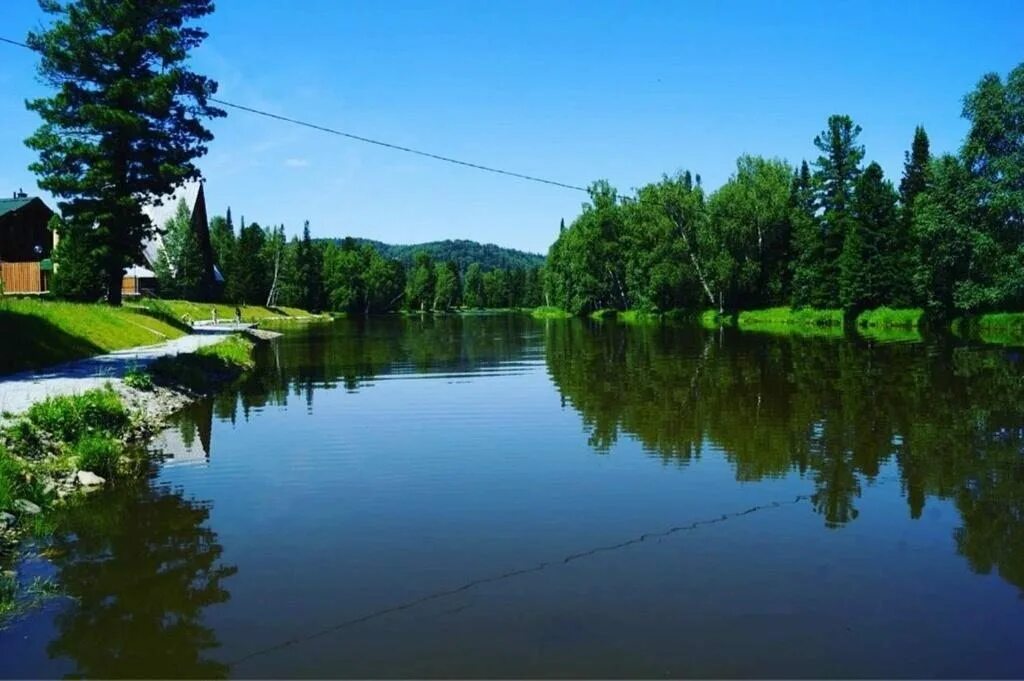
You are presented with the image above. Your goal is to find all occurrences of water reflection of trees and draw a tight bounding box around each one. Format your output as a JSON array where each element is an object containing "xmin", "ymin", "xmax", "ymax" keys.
[
  {"xmin": 45, "ymin": 473, "xmax": 236, "ymax": 678},
  {"xmin": 218, "ymin": 315, "xmax": 541, "ymax": 417},
  {"xmin": 544, "ymin": 321, "xmax": 1024, "ymax": 589}
]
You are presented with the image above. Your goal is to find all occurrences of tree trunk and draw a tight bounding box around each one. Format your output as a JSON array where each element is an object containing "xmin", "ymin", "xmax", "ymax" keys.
[{"xmin": 106, "ymin": 266, "xmax": 124, "ymax": 306}]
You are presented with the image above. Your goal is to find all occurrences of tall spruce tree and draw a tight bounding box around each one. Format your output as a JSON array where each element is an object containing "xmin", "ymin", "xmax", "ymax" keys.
[
  {"xmin": 25, "ymin": 0, "xmax": 224, "ymax": 304},
  {"xmin": 812, "ymin": 115, "xmax": 865, "ymax": 304},
  {"xmin": 790, "ymin": 161, "xmax": 826, "ymax": 307},
  {"xmin": 899, "ymin": 126, "xmax": 931, "ymax": 229},
  {"xmin": 209, "ymin": 208, "xmax": 236, "ymax": 273},
  {"xmin": 840, "ymin": 163, "xmax": 900, "ymax": 314}
]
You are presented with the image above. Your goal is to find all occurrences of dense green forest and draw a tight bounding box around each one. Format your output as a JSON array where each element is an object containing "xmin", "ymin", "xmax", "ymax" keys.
[
  {"xmin": 546, "ymin": 61, "xmax": 1024, "ymax": 321},
  {"xmin": 343, "ymin": 238, "xmax": 544, "ymax": 271},
  {"xmin": 202, "ymin": 222, "xmax": 545, "ymax": 313}
]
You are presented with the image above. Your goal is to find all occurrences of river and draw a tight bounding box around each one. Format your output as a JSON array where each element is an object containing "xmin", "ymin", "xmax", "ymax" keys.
[{"xmin": 2, "ymin": 315, "xmax": 1023, "ymax": 678}]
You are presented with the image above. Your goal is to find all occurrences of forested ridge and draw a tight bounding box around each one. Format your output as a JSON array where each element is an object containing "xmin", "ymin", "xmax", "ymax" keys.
[
  {"xmin": 339, "ymin": 238, "xmax": 544, "ymax": 272},
  {"xmin": 545, "ymin": 61, "xmax": 1024, "ymax": 322}
]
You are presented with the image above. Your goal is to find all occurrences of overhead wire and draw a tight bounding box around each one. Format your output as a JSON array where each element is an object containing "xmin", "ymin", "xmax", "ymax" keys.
[{"xmin": 1, "ymin": 34, "xmax": 589, "ymax": 193}]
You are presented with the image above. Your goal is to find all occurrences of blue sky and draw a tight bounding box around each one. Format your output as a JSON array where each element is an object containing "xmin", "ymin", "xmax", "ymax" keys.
[{"xmin": 0, "ymin": 1, "xmax": 1020, "ymax": 253}]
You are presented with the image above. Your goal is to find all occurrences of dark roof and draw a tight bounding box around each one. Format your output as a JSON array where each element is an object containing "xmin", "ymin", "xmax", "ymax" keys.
[{"xmin": 0, "ymin": 197, "xmax": 40, "ymax": 218}]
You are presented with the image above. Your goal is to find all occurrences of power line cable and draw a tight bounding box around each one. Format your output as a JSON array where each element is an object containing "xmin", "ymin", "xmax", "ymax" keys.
[{"xmin": 1, "ymin": 34, "xmax": 588, "ymax": 193}]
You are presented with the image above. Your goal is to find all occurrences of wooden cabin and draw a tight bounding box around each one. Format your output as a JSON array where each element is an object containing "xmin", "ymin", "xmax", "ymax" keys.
[{"xmin": 0, "ymin": 191, "xmax": 55, "ymax": 294}]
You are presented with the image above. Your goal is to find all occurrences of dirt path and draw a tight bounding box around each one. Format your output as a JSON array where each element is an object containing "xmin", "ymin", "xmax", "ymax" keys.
[{"xmin": 0, "ymin": 334, "xmax": 226, "ymax": 414}]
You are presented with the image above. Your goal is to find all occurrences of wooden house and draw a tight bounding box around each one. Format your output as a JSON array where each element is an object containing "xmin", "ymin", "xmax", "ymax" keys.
[{"xmin": 0, "ymin": 191, "xmax": 56, "ymax": 294}]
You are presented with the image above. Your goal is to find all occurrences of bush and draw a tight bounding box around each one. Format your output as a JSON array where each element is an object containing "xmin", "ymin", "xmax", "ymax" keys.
[
  {"xmin": 73, "ymin": 435, "xmax": 121, "ymax": 478},
  {"xmin": 25, "ymin": 387, "xmax": 129, "ymax": 444},
  {"xmin": 123, "ymin": 366, "xmax": 154, "ymax": 391},
  {"xmin": 0, "ymin": 446, "xmax": 24, "ymax": 512}
]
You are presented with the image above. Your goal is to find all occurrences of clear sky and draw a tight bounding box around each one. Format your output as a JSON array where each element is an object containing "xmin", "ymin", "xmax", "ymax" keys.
[{"xmin": 0, "ymin": 1, "xmax": 1021, "ymax": 253}]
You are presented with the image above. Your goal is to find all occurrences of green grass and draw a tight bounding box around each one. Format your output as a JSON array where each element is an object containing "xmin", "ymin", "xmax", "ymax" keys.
[
  {"xmin": 135, "ymin": 299, "xmax": 314, "ymax": 325},
  {"xmin": 72, "ymin": 435, "xmax": 121, "ymax": 478},
  {"xmin": 123, "ymin": 365, "xmax": 154, "ymax": 391},
  {"xmin": 959, "ymin": 312, "xmax": 1024, "ymax": 346},
  {"xmin": 531, "ymin": 306, "xmax": 573, "ymax": 319},
  {"xmin": 699, "ymin": 309, "xmax": 734, "ymax": 328},
  {"xmin": 617, "ymin": 309, "xmax": 661, "ymax": 324},
  {"xmin": 737, "ymin": 307, "xmax": 844, "ymax": 328},
  {"xmin": 150, "ymin": 335, "xmax": 255, "ymax": 393},
  {"xmin": 856, "ymin": 307, "xmax": 924, "ymax": 329},
  {"xmin": 0, "ymin": 297, "xmax": 188, "ymax": 375},
  {"xmin": 0, "ymin": 446, "xmax": 24, "ymax": 513},
  {"xmin": 21, "ymin": 386, "xmax": 130, "ymax": 446}
]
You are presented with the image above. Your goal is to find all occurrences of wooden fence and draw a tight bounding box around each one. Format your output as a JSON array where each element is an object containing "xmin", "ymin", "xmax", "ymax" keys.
[{"xmin": 0, "ymin": 261, "xmax": 47, "ymax": 294}]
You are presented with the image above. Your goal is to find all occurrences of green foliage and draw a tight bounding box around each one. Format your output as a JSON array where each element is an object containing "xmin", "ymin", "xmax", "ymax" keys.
[
  {"xmin": 900, "ymin": 126, "xmax": 931, "ymax": 230},
  {"xmin": 123, "ymin": 366, "xmax": 154, "ymax": 391},
  {"xmin": 0, "ymin": 298, "xmax": 187, "ymax": 376},
  {"xmin": 348, "ymin": 238, "xmax": 544, "ymax": 271},
  {"xmin": 25, "ymin": 0, "xmax": 223, "ymax": 305},
  {"xmin": 225, "ymin": 220, "xmax": 269, "ymax": 305},
  {"xmin": 50, "ymin": 216, "xmax": 105, "ymax": 302},
  {"xmin": 0, "ymin": 445, "xmax": 26, "ymax": 513},
  {"xmin": 154, "ymin": 199, "xmax": 205, "ymax": 300},
  {"xmin": 840, "ymin": 163, "xmax": 902, "ymax": 314},
  {"xmin": 208, "ymin": 209, "xmax": 235, "ymax": 272},
  {"xmin": 463, "ymin": 263, "xmax": 485, "ymax": 308},
  {"xmin": 150, "ymin": 336, "xmax": 254, "ymax": 392},
  {"xmin": 322, "ymin": 239, "xmax": 405, "ymax": 315},
  {"xmin": 405, "ymin": 252, "xmax": 436, "ymax": 312},
  {"xmin": 23, "ymin": 387, "xmax": 129, "ymax": 445},
  {"xmin": 531, "ymin": 306, "xmax": 572, "ymax": 319},
  {"xmin": 856, "ymin": 307, "xmax": 925, "ymax": 329},
  {"xmin": 73, "ymin": 435, "xmax": 121, "ymax": 478},
  {"xmin": 737, "ymin": 307, "xmax": 843, "ymax": 329},
  {"xmin": 433, "ymin": 261, "xmax": 461, "ymax": 311}
]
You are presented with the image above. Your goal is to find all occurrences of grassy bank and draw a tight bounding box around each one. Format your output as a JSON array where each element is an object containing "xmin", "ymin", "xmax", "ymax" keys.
[
  {"xmin": 531, "ymin": 306, "xmax": 573, "ymax": 319},
  {"xmin": 133, "ymin": 299, "xmax": 315, "ymax": 325},
  {"xmin": 856, "ymin": 307, "xmax": 924, "ymax": 329},
  {"xmin": 737, "ymin": 307, "xmax": 844, "ymax": 329},
  {"xmin": 0, "ymin": 296, "xmax": 307, "ymax": 377},
  {"xmin": 149, "ymin": 335, "xmax": 255, "ymax": 393},
  {"xmin": 954, "ymin": 312, "xmax": 1024, "ymax": 346},
  {"xmin": 0, "ymin": 335, "xmax": 256, "ymax": 620},
  {"xmin": 0, "ymin": 297, "xmax": 188, "ymax": 375}
]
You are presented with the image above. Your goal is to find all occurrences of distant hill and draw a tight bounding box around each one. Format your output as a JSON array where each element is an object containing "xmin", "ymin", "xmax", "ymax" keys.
[{"xmin": 327, "ymin": 238, "xmax": 545, "ymax": 271}]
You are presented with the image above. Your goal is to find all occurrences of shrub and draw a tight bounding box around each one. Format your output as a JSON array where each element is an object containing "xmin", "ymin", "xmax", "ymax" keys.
[
  {"xmin": 123, "ymin": 366, "xmax": 154, "ymax": 391},
  {"xmin": 73, "ymin": 435, "xmax": 121, "ymax": 478},
  {"xmin": 25, "ymin": 387, "xmax": 129, "ymax": 444},
  {"xmin": 0, "ymin": 446, "xmax": 24, "ymax": 512}
]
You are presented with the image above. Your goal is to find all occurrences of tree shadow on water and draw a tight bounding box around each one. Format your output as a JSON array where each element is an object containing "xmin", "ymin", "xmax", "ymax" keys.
[{"xmin": 43, "ymin": 473, "xmax": 236, "ymax": 679}]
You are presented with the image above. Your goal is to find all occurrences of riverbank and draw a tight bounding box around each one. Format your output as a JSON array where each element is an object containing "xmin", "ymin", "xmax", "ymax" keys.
[
  {"xmin": 0, "ymin": 297, "xmax": 313, "ymax": 377},
  {"xmin": 0, "ymin": 336, "xmax": 255, "ymax": 582},
  {"xmin": 532, "ymin": 305, "xmax": 1024, "ymax": 345}
]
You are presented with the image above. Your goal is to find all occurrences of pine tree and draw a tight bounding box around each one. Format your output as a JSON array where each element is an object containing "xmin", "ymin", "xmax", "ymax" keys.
[
  {"xmin": 840, "ymin": 163, "xmax": 899, "ymax": 314},
  {"xmin": 463, "ymin": 263, "xmax": 485, "ymax": 308},
  {"xmin": 226, "ymin": 220, "xmax": 267, "ymax": 304},
  {"xmin": 154, "ymin": 199, "xmax": 205, "ymax": 299},
  {"xmin": 209, "ymin": 208, "xmax": 236, "ymax": 273},
  {"xmin": 51, "ymin": 216, "xmax": 105, "ymax": 301},
  {"xmin": 813, "ymin": 115, "xmax": 865, "ymax": 304},
  {"xmin": 899, "ymin": 126, "xmax": 931, "ymax": 228},
  {"xmin": 25, "ymin": 0, "xmax": 224, "ymax": 304},
  {"xmin": 790, "ymin": 161, "xmax": 826, "ymax": 307}
]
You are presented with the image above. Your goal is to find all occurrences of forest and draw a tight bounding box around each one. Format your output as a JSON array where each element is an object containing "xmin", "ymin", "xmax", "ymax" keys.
[{"xmin": 546, "ymin": 61, "xmax": 1024, "ymax": 321}]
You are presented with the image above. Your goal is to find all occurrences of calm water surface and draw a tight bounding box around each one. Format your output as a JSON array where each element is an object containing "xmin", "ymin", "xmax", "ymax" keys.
[{"xmin": 2, "ymin": 316, "xmax": 1024, "ymax": 678}]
